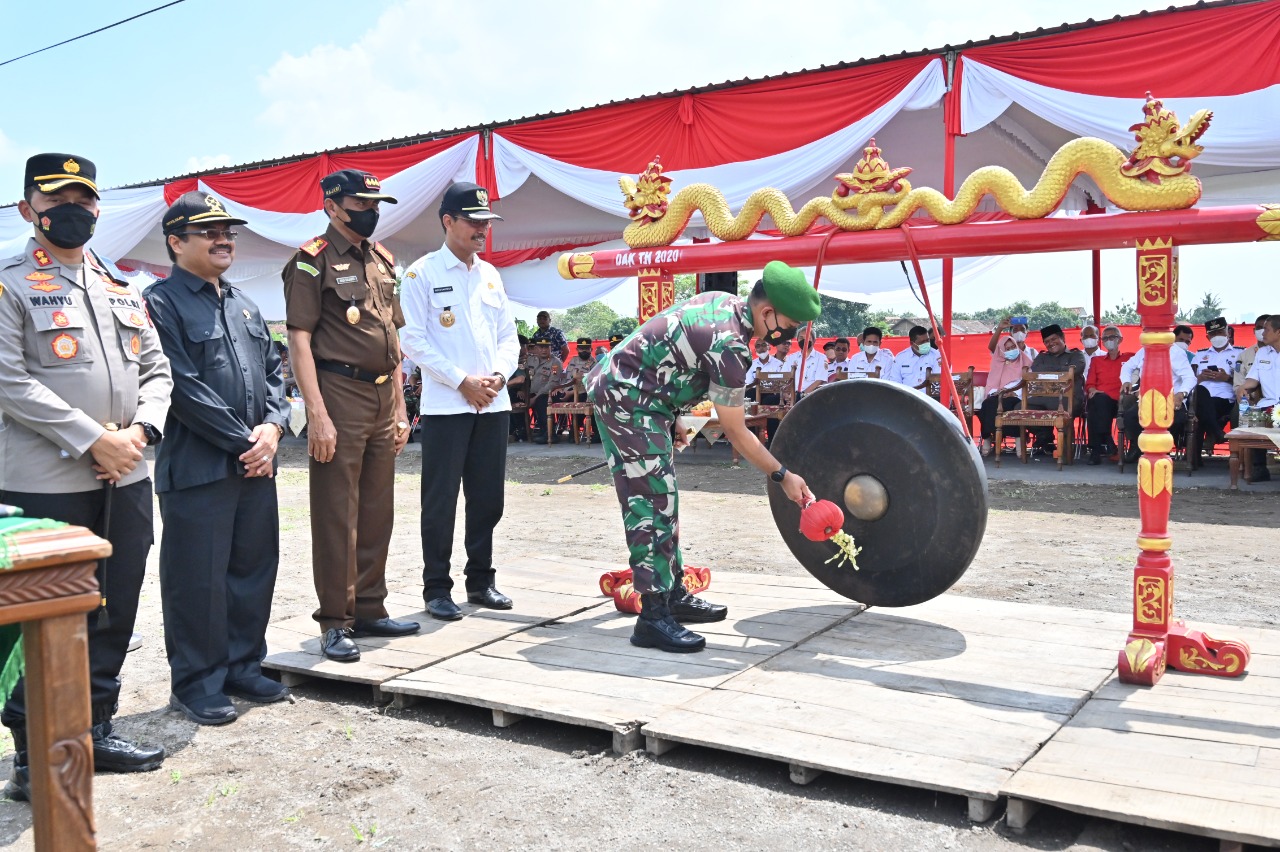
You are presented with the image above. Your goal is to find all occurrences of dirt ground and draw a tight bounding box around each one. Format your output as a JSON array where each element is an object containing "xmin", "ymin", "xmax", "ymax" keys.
[{"xmin": 0, "ymin": 441, "xmax": 1275, "ymax": 850}]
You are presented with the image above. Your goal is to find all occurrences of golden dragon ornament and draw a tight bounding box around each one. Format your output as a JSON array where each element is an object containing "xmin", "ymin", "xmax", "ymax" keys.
[{"xmin": 619, "ymin": 93, "xmax": 1212, "ymax": 248}]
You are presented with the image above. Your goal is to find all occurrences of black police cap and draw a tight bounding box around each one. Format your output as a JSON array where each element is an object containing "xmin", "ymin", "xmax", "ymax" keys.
[
  {"xmin": 321, "ymin": 169, "xmax": 398, "ymax": 203},
  {"xmin": 1205, "ymin": 316, "xmax": 1228, "ymax": 334},
  {"xmin": 440, "ymin": 181, "xmax": 502, "ymax": 220},
  {"xmin": 576, "ymin": 336, "xmax": 592, "ymax": 346},
  {"xmin": 530, "ymin": 332, "xmax": 553, "ymax": 345},
  {"xmin": 25, "ymin": 153, "xmax": 98, "ymax": 198},
  {"xmin": 162, "ymin": 191, "xmax": 248, "ymax": 235}
]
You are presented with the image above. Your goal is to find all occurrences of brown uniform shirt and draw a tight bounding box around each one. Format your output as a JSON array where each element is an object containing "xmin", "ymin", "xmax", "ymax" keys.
[{"xmin": 281, "ymin": 224, "xmax": 404, "ymax": 374}]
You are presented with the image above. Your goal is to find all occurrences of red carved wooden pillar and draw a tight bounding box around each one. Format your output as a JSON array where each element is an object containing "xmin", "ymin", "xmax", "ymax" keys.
[{"xmin": 1118, "ymin": 237, "xmax": 1251, "ymax": 685}]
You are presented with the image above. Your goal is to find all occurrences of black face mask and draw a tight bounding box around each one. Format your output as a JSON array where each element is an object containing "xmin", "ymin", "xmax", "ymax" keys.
[
  {"xmin": 36, "ymin": 203, "xmax": 97, "ymax": 249},
  {"xmin": 762, "ymin": 311, "xmax": 799, "ymax": 345},
  {"xmin": 344, "ymin": 207, "xmax": 379, "ymax": 239}
]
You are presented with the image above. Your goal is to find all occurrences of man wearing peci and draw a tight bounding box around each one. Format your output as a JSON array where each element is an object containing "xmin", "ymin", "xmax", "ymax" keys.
[
  {"xmin": 283, "ymin": 169, "xmax": 419, "ymax": 663},
  {"xmin": 400, "ymin": 182, "xmax": 520, "ymax": 621},
  {"xmin": 144, "ymin": 191, "xmax": 291, "ymax": 725},
  {"xmin": 0, "ymin": 154, "xmax": 173, "ymax": 798}
]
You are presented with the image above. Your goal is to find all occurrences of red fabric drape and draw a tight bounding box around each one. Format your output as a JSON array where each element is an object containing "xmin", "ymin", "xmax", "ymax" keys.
[
  {"xmin": 496, "ymin": 56, "xmax": 937, "ymax": 172},
  {"xmin": 163, "ymin": 178, "xmax": 198, "ymax": 205},
  {"xmin": 483, "ymin": 241, "xmax": 588, "ymax": 268},
  {"xmin": 961, "ymin": 3, "xmax": 1280, "ymax": 97}
]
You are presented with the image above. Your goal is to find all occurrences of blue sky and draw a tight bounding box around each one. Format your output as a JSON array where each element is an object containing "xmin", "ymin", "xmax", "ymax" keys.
[{"xmin": 1, "ymin": 0, "xmax": 1272, "ymax": 320}]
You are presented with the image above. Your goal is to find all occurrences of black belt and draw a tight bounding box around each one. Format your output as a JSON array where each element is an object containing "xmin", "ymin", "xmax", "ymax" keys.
[{"xmin": 315, "ymin": 359, "xmax": 391, "ymax": 385}]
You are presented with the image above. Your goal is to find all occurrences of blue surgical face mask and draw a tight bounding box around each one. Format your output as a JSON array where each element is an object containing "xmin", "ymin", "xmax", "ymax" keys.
[
  {"xmin": 1002, "ymin": 348, "xmax": 1020, "ymax": 361},
  {"xmin": 915, "ymin": 342, "xmax": 932, "ymax": 355}
]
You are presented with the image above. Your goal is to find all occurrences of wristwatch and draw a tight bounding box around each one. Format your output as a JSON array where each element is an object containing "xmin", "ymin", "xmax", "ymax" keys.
[
  {"xmin": 138, "ymin": 422, "xmax": 161, "ymax": 446},
  {"xmin": 770, "ymin": 465, "xmax": 788, "ymax": 483},
  {"xmin": 273, "ymin": 422, "xmax": 286, "ymax": 438},
  {"xmin": 490, "ymin": 372, "xmax": 507, "ymax": 389}
]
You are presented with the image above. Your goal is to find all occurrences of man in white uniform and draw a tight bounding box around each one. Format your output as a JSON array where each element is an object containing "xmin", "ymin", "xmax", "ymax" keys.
[
  {"xmin": 893, "ymin": 325, "xmax": 941, "ymax": 391},
  {"xmin": 785, "ymin": 334, "xmax": 828, "ymax": 395},
  {"xmin": 399, "ymin": 182, "xmax": 520, "ymax": 621},
  {"xmin": 1190, "ymin": 317, "xmax": 1241, "ymax": 448},
  {"xmin": 1238, "ymin": 314, "xmax": 1280, "ymax": 480},
  {"xmin": 848, "ymin": 326, "xmax": 897, "ymax": 379},
  {"xmin": 1118, "ymin": 344, "xmax": 1198, "ymax": 462}
]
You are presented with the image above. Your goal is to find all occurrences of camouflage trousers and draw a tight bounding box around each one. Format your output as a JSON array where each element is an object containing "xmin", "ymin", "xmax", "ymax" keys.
[{"xmin": 591, "ymin": 387, "xmax": 683, "ymax": 596}]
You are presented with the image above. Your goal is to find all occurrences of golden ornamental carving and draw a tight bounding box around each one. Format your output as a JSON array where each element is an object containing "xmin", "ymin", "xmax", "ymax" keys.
[
  {"xmin": 618, "ymin": 96, "xmax": 1210, "ymax": 248},
  {"xmin": 557, "ymin": 253, "xmax": 599, "ymax": 280},
  {"xmin": 1124, "ymin": 637, "xmax": 1160, "ymax": 675},
  {"xmin": 1138, "ymin": 389, "xmax": 1174, "ymax": 430},
  {"xmin": 1138, "ymin": 456, "xmax": 1173, "ymax": 498},
  {"xmin": 1258, "ymin": 204, "xmax": 1280, "ymax": 241},
  {"xmin": 1135, "ymin": 575, "xmax": 1166, "ymax": 625},
  {"xmin": 1178, "ymin": 645, "xmax": 1234, "ymax": 673}
]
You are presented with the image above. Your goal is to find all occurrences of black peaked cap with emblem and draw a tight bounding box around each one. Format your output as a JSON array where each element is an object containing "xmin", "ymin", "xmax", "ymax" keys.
[
  {"xmin": 576, "ymin": 336, "xmax": 592, "ymax": 346},
  {"xmin": 25, "ymin": 153, "xmax": 99, "ymax": 198},
  {"xmin": 162, "ymin": 191, "xmax": 248, "ymax": 235},
  {"xmin": 440, "ymin": 181, "xmax": 502, "ymax": 221},
  {"xmin": 320, "ymin": 169, "xmax": 398, "ymax": 203},
  {"xmin": 1205, "ymin": 316, "xmax": 1228, "ymax": 334},
  {"xmin": 530, "ymin": 332, "xmax": 553, "ymax": 345}
]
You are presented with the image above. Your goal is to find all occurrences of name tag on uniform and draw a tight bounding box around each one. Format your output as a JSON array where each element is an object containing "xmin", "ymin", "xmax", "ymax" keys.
[
  {"xmin": 336, "ymin": 276, "xmax": 358, "ymax": 285},
  {"xmin": 433, "ymin": 286, "xmax": 453, "ymax": 294}
]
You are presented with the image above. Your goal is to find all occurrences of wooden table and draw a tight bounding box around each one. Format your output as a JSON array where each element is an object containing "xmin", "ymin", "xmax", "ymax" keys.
[
  {"xmin": 1227, "ymin": 427, "xmax": 1278, "ymax": 489},
  {"xmin": 686, "ymin": 405, "xmax": 788, "ymax": 464},
  {"xmin": 1, "ymin": 525, "xmax": 107, "ymax": 850}
]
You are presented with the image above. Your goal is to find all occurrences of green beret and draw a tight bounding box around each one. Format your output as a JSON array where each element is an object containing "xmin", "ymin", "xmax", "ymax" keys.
[{"xmin": 762, "ymin": 261, "xmax": 821, "ymax": 323}]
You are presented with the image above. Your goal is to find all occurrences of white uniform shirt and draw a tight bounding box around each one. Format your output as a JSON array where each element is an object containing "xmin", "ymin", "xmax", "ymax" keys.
[
  {"xmin": 745, "ymin": 355, "xmax": 783, "ymax": 385},
  {"xmin": 1192, "ymin": 344, "xmax": 1241, "ymax": 400},
  {"xmin": 1245, "ymin": 344, "xmax": 1279, "ymax": 406},
  {"xmin": 1080, "ymin": 346, "xmax": 1100, "ymax": 379},
  {"xmin": 784, "ymin": 349, "xmax": 828, "ymax": 391},
  {"xmin": 893, "ymin": 347, "xmax": 941, "ymax": 390},
  {"xmin": 1119, "ymin": 348, "xmax": 1198, "ymax": 396},
  {"xmin": 848, "ymin": 348, "xmax": 896, "ymax": 380},
  {"xmin": 399, "ymin": 248, "xmax": 520, "ymax": 415}
]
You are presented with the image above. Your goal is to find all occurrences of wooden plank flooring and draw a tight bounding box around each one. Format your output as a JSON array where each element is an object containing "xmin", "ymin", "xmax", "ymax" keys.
[
  {"xmin": 380, "ymin": 570, "xmax": 861, "ymax": 749},
  {"xmin": 262, "ymin": 556, "xmax": 609, "ymax": 693},
  {"xmin": 640, "ymin": 596, "xmax": 1129, "ymax": 811},
  {"xmin": 1002, "ymin": 621, "xmax": 1280, "ymax": 847}
]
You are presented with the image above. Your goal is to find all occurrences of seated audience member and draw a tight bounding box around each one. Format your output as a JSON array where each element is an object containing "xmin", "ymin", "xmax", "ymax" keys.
[
  {"xmin": 507, "ymin": 334, "xmax": 531, "ymax": 441},
  {"xmin": 526, "ymin": 333, "xmax": 565, "ymax": 442},
  {"xmin": 822, "ymin": 341, "xmax": 837, "ymax": 366},
  {"xmin": 1079, "ymin": 325, "xmax": 1100, "ymax": 378},
  {"xmin": 1173, "ymin": 324, "xmax": 1196, "ymax": 363},
  {"xmin": 787, "ymin": 334, "xmax": 829, "ymax": 395},
  {"xmin": 745, "ymin": 339, "xmax": 781, "ymax": 400},
  {"xmin": 1119, "ymin": 343, "xmax": 1198, "ymax": 462},
  {"xmin": 1237, "ymin": 313, "xmax": 1280, "ymax": 480},
  {"xmin": 1026, "ymin": 324, "xmax": 1086, "ymax": 454},
  {"xmin": 849, "ymin": 326, "xmax": 896, "ymax": 380},
  {"xmin": 987, "ymin": 316, "xmax": 1039, "ymax": 361},
  {"xmin": 772, "ymin": 337, "xmax": 794, "ymax": 377},
  {"xmin": 564, "ymin": 336, "xmax": 596, "ymax": 394},
  {"xmin": 978, "ymin": 334, "xmax": 1033, "ymax": 456},
  {"xmin": 893, "ymin": 326, "xmax": 940, "ymax": 391},
  {"xmin": 1233, "ymin": 314, "xmax": 1270, "ymax": 397},
  {"xmin": 1084, "ymin": 325, "xmax": 1128, "ymax": 464},
  {"xmin": 594, "ymin": 345, "xmax": 608, "ymax": 363},
  {"xmin": 607, "ymin": 333, "xmax": 625, "ymax": 350},
  {"xmin": 825, "ymin": 337, "xmax": 856, "ymax": 380},
  {"xmin": 1191, "ymin": 316, "xmax": 1241, "ymax": 449}
]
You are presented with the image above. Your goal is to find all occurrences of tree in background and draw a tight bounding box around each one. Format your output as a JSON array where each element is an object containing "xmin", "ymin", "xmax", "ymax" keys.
[
  {"xmin": 956, "ymin": 300, "xmax": 1084, "ymax": 330},
  {"xmin": 515, "ymin": 318, "xmax": 536, "ymax": 340},
  {"xmin": 1102, "ymin": 301, "xmax": 1141, "ymax": 325},
  {"xmin": 1178, "ymin": 291, "xmax": 1225, "ymax": 325},
  {"xmin": 608, "ymin": 317, "xmax": 638, "ymax": 338},
  {"xmin": 550, "ymin": 302, "xmax": 621, "ymax": 340},
  {"xmin": 813, "ymin": 296, "xmax": 873, "ymax": 337}
]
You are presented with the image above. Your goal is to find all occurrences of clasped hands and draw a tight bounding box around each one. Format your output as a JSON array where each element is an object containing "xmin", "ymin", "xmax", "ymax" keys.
[
  {"xmin": 240, "ymin": 423, "xmax": 281, "ymax": 478},
  {"xmin": 459, "ymin": 375, "xmax": 502, "ymax": 412}
]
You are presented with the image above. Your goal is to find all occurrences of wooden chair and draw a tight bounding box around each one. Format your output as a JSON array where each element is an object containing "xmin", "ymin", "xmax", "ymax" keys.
[
  {"xmin": 508, "ymin": 376, "xmax": 531, "ymax": 441},
  {"xmin": 994, "ymin": 368, "xmax": 1077, "ymax": 470},
  {"xmin": 545, "ymin": 380, "xmax": 595, "ymax": 444},
  {"xmin": 755, "ymin": 372, "xmax": 796, "ymax": 411},
  {"xmin": 925, "ymin": 367, "xmax": 975, "ymax": 426}
]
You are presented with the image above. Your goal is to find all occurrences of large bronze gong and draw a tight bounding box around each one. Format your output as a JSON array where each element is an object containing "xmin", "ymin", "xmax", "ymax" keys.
[{"xmin": 766, "ymin": 379, "xmax": 987, "ymax": 606}]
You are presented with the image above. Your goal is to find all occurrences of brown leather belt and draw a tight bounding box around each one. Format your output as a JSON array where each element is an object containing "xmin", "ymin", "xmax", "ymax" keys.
[{"xmin": 315, "ymin": 359, "xmax": 390, "ymax": 385}]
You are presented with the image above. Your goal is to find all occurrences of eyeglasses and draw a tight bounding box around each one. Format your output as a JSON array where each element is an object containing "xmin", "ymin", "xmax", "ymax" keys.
[{"xmin": 180, "ymin": 228, "xmax": 238, "ymax": 241}]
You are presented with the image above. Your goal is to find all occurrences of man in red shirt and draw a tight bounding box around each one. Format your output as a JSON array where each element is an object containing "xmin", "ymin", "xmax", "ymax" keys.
[{"xmin": 1084, "ymin": 324, "xmax": 1128, "ymax": 465}]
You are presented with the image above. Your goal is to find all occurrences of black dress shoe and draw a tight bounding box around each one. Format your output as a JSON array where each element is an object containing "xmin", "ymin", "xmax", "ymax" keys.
[
  {"xmin": 225, "ymin": 675, "xmax": 289, "ymax": 704},
  {"xmin": 5, "ymin": 759, "xmax": 29, "ymax": 802},
  {"xmin": 170, "ymin": 693, "xmax": 237, "ymax": 726},
  {"xmin": 1123, "ymin": 445, "xmax": 1142, "ymax": 463},
  {"xmin": 91, "ymin": 722, "xmax": 165, "ymax": 772},
  {"xmin": 631, "ymin": 594, "xmax": 706, "ymax": 653},
  {"xmin": 1086, "ymin": 450, "xmax": 1102, "ymax": 466},
  {"xmin": 322, "ymin": 627, "xmax": 361, "ymax": 661},
  {"xmin": 667, "ymin": 586, "xmax": 728, "ymax": 623},
  {"xmin": 352, "ymin": 616, "xmax": 420, "ymax": 637},
  {"xmin": 426, "ymin": 597, "xmax": 463, "ymax": 621},
  {"xmin": 1251, "ymin": 467, "xmax": 1272, "ymax": 482},
  {"xmin": 467, "ymin": 586, "xmax": 512, "ymax": 610}
]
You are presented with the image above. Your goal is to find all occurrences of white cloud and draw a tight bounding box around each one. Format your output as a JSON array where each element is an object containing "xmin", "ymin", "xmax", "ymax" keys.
[
  {"xmin": 184, "ymin": 153, "xmax": 234, "ymax": 173},
  {"xmin": 0, "ymin": 130, "xmax": 37, "ymax": 181}
]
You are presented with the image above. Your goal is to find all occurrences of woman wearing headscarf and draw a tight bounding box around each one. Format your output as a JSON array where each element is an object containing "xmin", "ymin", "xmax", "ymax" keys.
[{"xmin": 977, "ymin": 333, "xmax": 1033, "ymax": 456}]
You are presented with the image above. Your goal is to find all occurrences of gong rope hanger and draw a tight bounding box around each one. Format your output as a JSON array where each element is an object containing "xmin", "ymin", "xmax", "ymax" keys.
[
  {"xmin": 792, "ymin": 231, "xmax": 838, "ymax": 395},
  {"xmin": 0, "ymin": 1, "xmax": 188, "ymax": 69},
  {"xmin": 897, "ymin": 223, "xmax": 973, "ymax": 440}
]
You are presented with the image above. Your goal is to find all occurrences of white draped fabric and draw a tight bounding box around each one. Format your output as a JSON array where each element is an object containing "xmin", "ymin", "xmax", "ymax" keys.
[
  {"xmin": 491, "ymin": 60, "xmax": 947, "ymax": 214},
  {"xmin": 960, "ymin": 59, "xmax": 1280, "ymax": 169}
]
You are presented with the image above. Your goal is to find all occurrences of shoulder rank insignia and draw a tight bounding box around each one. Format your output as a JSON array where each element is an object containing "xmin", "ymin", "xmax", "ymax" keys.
[
  {"xmin": 300, "ymin": 237, "xmax": 328, "ymax": 257},
  {"xmin": 372, "ymin": 241, "xmax": 394, "ymax": 265},
  {"xmin": 105, "ymin": 285, "xmax": 132, "ymax": 295},
  {"xmin": 296, "ymin": 261, "xmax": 320, "ymax": 277},
  {"xmin": 33, "ymin": 248, "xmax": 52, "ymax": 267},
  {"xmin": 30, "ymin": 281, "xmax": 61, "ymax": 293}
]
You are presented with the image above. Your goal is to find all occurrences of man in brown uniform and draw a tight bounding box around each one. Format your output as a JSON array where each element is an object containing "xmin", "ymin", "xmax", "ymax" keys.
[{"xmin": 283, "ymin": 169, "xmax": 419, "ymax": 662}]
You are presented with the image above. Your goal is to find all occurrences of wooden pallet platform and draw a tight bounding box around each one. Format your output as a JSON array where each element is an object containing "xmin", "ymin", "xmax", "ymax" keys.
[
  {"xmin": 262, "ymin": 556, "xmax": 610, "ymax": 699},
  {"xmin": 380, "ymin": 569, "xmax": 861, "ymax": 753},
  {"xmin": 1002, "ymin": 621, "xmax": 1280, "ymax": 850},
  {"xmin": 640, "ymin": 595, "xmax": 1130, "ymax": 821}
]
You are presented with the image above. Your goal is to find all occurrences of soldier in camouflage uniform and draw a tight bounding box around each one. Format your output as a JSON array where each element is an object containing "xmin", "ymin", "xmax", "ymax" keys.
[
  {"xmin": 527, "ymin": 332, "xmax": 566, "ymax": 441},
  {"xmin": 588, "ymin": 261, "xmax": 820, "ymax": 653}
]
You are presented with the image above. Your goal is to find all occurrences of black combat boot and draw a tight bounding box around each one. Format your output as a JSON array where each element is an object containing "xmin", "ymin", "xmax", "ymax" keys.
[
  {"xmin": 91, "ymin": 706, "xmax": 165, "ymax": 773},
  {"xmin": 667, "ymin": 573, "xmax": 728, "ymax": 624},
  {"xmin": 5, "ymin": 727, "xmax": 29, "ymax": 802},
  {"xmin": 631, "ymin": 593, "xmax": 706, "ymax": 653}
]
